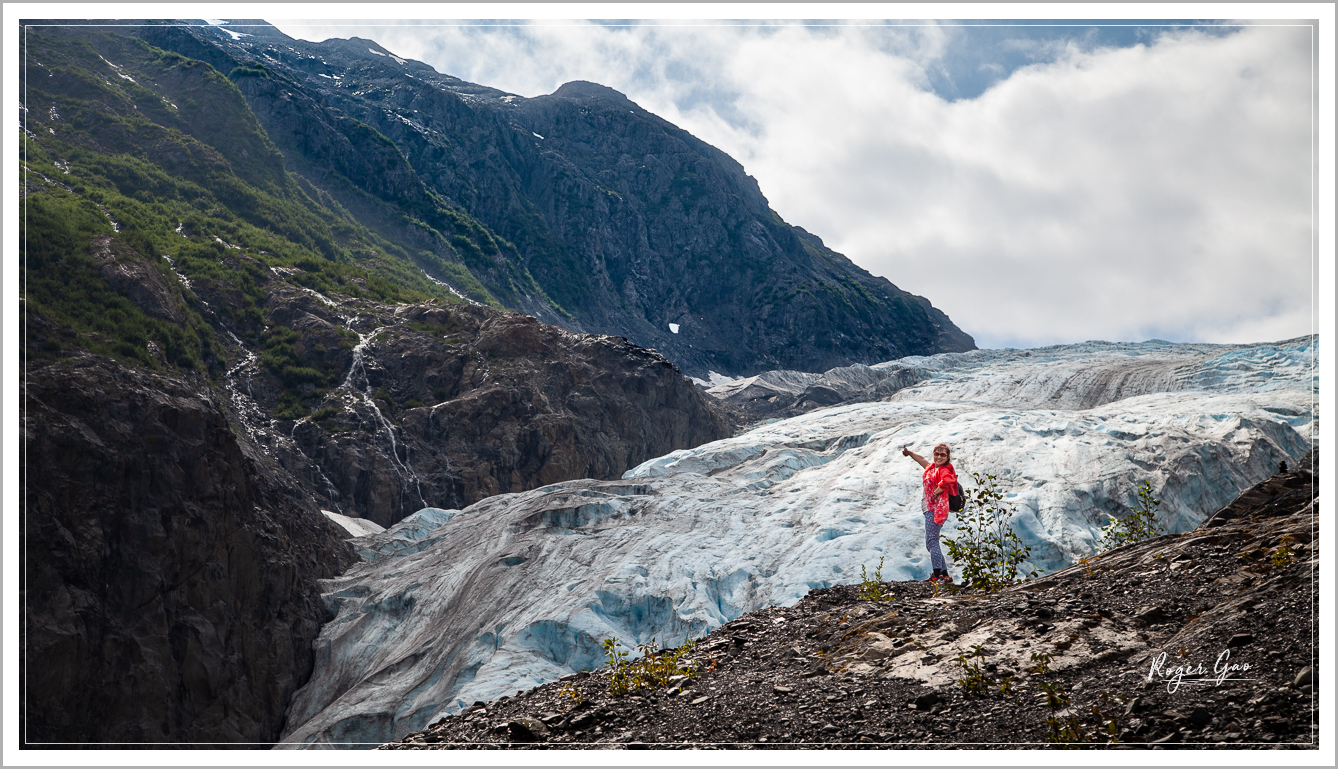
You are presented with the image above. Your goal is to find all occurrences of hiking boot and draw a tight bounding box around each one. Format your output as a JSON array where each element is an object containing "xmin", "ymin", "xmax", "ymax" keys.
[{"xmin": 923, "ymin": 569, "xmax": 943, "ymax": 582}]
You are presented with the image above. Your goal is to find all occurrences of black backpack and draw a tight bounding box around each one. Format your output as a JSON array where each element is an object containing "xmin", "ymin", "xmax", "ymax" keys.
[{"xmin": 948, "ymin": 481, "xmax": 964, "ymax": 513}]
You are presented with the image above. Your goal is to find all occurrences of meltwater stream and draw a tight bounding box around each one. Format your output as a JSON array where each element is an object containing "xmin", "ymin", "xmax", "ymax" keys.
[{"xmin": 339, "ymin": 325, "xmax": 427, "ymax": 512}]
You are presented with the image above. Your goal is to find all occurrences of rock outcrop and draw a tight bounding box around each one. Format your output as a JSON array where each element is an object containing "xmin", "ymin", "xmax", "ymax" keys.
[
  {"xmin": 236, "ymin": 290, "xmax": 734, "ymax": 527},
  {"xmin": 22, "ymin": 354, "xmax": 357, "ymax": 745},
  {"xmin": 384, "ymin": 451, "xmax": 1318, "ymax": 748}
]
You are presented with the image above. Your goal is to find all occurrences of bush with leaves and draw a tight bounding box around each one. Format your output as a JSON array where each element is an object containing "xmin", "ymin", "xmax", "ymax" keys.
[
  {"xmin": 942, "ymin": 472, "xmax": 1041, "ymax": 591},
  {"xmin": 1097, "ymin": 481, "xmax": 1164, "ymax": 552},
  {"xmin": 952, "ymin": 644, "xmax": 992, "ymax": 696},
  {"xmin": 858, "ymin": 556, "xmax": 892, "ymax": 602},
  {"xmin": 1270, "ymin": 534, "xmax": 1297, "ymax": 568},
  {"xmin": 601, "ymin": 638, "xmax": 700, "ymax": 696},
  {"xmin": 1040, "ymin": 683, "xmax": 1126, "ymax": 746}
]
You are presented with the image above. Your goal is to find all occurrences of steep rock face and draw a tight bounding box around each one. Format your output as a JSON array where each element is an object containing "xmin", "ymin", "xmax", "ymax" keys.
[
  {"xmin": 135, "ymin": 22, "xmax": 977, "ymax": 378},
  {"xmin": 22, "ymin": 354, "xmax": 357, "ymax": 744},
  {"xmin": 89, "ymin": 235, "xmax": 186, "ymax": 324},
  {"xmin": 242, "ymin": 291, "xmax": 734, "ymax": 527}
]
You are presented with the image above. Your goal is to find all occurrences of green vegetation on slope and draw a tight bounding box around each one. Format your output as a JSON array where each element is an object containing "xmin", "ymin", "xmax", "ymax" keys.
[{"xmin": 18, "ymin": 26, "xmax": 462, "ymax": 409}]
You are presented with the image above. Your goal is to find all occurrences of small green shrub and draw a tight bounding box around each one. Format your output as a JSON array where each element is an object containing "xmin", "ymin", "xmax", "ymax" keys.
[
  {"xmin": 1271, "ymin": 534, "xmax": 1297, "ymax": 568},
  {"xmin": 601, "ymin": 638, "xmax": 698, "ymax": 697},
  {"xmin": 1039, "ymin": 684, "xmax": 1125, "ymax": 746},
  {"xmin": 1098, "ymin": 481, "xmax": 1164, "ymax": 552},
  {"xmin": 857, "ymin": 556, "xmax": 891, "ymax": 602},
  {"xmin": 1029, "ymin": 651, "xmax": 1053, "ymax": 675},
  {"xmin": 309, "ymin": 405, "xmax": 340, "ymax": 422},
  {"xmin": 942, "ymin": 472, "xmax": 1040, "ymax": 591},
  {"xmin": 556, "ymin": 683, "xmax": 584, "ymax": 709},
  {"xmin": 952, "ymin": 644, "xmax": 991, "ymax": 696},
  {"xmin": 273, "ymin": 391, "xmax": 309, "ymax": 420}
]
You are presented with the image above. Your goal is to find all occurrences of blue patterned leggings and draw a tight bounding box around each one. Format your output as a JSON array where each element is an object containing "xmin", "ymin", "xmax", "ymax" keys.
[{"xmin": 923, "ymin": 508, "xmax": 946, "ymax": 572}]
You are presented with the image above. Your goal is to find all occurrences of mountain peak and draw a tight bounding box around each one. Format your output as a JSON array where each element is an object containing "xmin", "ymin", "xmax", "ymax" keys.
[{"xmin": 551, "ymin": 80, "xmax": 633, "ymax": 103}]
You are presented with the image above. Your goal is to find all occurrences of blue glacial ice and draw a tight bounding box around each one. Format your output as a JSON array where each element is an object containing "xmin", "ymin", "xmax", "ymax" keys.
[{"xmin": 277, "ymin": 337, "xmax": 1317, "ymax": 747}]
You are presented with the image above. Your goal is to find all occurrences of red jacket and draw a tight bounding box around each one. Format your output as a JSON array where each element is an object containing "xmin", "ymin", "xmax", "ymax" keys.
[{"xmin": 923, "ymin": 462, "xmax": 958, "ymax": 526}]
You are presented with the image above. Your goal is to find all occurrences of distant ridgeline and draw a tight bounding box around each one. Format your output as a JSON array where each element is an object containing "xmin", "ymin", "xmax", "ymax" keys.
[{"xmin": 23, "ymin": 20, "xmax": 974, "ymax": 382}]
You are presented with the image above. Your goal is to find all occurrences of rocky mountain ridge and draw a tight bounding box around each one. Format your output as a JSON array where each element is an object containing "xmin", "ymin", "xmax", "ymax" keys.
[
  {"xmin": 130, "ymin": 19, "xmax": 976, "ymax": 378},
  {"xmin": 383, "ymin": 452, "xmax": 1319, "ymax": 750}
]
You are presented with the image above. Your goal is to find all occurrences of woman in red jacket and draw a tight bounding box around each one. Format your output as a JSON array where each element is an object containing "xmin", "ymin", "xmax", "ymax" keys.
[{"xmin": 903, "ymin": 443, "xmax": 958, "ymax": 583}]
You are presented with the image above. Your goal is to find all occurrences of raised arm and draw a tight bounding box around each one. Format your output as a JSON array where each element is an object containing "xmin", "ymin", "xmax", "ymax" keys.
[{"xmin": 902, "ymin": 445, "xmax": 929, "ymax": 468}]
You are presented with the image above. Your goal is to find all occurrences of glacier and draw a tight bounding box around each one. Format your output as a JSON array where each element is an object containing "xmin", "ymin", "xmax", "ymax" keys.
[{"xmin": 277, "ymin": 337, "xmax": 1317, "ymax": 747}]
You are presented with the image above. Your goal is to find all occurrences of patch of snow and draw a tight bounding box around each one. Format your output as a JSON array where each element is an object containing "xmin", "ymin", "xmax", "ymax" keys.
[
  {"xmin": 705, "ymin": 370, "xmax": 743, "ymax": 387},
  {"xmin": 532, "ymin": 132, "xmax": 544, "ymax": 139},
  {"xmin": 301, "ymin": 288, "xmax": 339, "ymax": 308},
  {"xmin": 420, "ymin": 269, "xmax": 479, "ymax": 306},
  {"xmin": 322, "ymin": 510, "xmax": 386, "ymax": 539},
  {"xmin": 96, "ymin": 55, "xmax": 136, "ymax": 82},
  {"xmin": 161, "ymin": 255, "xmax": 191, "ymax": 289},
  {"xmin": 278, "ymin": 337, "xmax": 1317, "ymax": 747},
  {"xmin": 668, "ymin": 323, "xmax": 679, "ymax": 334}
]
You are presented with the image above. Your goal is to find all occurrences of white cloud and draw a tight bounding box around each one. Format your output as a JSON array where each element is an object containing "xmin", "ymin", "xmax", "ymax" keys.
[{"xmin": 273, "ymin": 21, "xmax": 1315, "ymax": 349}]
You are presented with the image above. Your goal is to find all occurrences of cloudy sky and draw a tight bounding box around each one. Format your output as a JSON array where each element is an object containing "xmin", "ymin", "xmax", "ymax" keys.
[{"xmin": 271, "ymin": 17, "xmax": 1317, "ymax": 350}]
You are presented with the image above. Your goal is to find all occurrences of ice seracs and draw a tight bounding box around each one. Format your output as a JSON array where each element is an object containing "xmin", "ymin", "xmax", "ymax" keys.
[{"xmin": 277, "ymin": 336, "xmax": 1316, "ymax": 748}]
